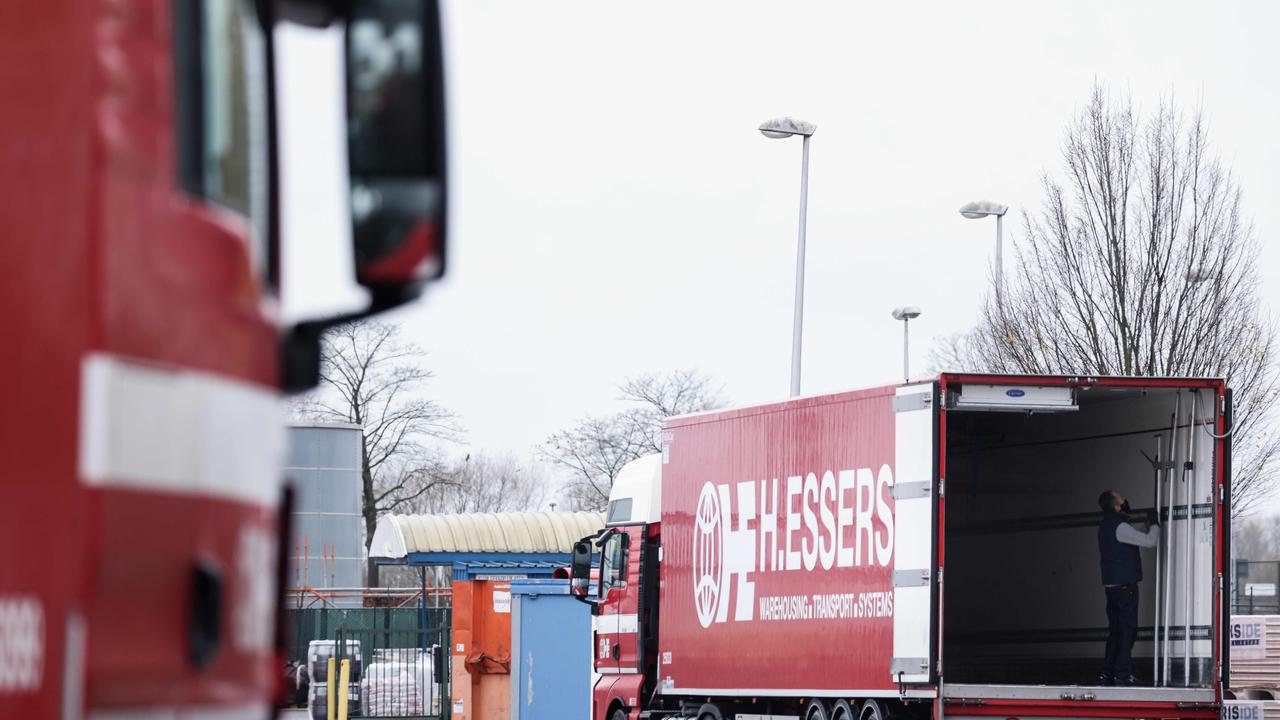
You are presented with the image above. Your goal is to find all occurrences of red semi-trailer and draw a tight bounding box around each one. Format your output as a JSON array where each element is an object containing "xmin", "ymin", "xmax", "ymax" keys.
[
  {"xmin": 572, "ymin": 374, "xmax": 1232, "ymax": 720},
  {"xmin": 1, "ymin": 1, "xmax": 445, "ymax": 717}
]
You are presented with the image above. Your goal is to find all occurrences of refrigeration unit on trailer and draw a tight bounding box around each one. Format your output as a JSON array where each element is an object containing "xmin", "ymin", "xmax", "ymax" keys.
[{"xmin": 569, "ymin": 374, "xmax": 1231, "ymax": 720}]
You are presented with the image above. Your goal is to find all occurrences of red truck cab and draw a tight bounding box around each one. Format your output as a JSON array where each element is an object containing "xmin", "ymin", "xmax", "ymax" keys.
[
  {"xmin": 0, "ymin": 1, "xmax": 445, "ymax": 717},
  {"xmin": 575, "ymin": 455, "xmax": 663, "ymax": 720}
]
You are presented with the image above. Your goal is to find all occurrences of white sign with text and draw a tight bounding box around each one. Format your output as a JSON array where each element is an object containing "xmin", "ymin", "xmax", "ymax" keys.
[{"xmin": 1230, "ymin": 617, "xmax": 1268, "ymax": 661}]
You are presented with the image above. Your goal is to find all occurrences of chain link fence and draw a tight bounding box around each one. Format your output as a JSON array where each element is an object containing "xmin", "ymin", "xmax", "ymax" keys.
[
  {"xmin": 1232, "ymin": 560, "xmax": 1280, "ymax": 615},
  {"xmin": 285, "ymin": 606, "xmax": 451, "ymax": 719}
]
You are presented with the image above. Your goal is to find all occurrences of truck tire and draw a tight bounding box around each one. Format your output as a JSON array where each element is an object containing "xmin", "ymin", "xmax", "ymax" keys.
[
  {"xmin": 805, "ymin": 699, "xmax": 831, "ymax": 720},
  {"xmin": 859, "ymin": 700, "xmax": 884, "ymax": 720},
  {"xmin": 831, "ymin": 700, "xmax": 856, "ymax": 720},
  {"xmin": 612, "ymin": 707, "xmax": 629, "ymax": 720},
  {"xmin": 697, "ymin": 703, "xmax": 723, "ymax": 720}
]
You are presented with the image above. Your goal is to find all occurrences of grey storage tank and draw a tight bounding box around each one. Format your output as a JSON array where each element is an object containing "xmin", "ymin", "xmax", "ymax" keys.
[{"xmin": 286, "ymin": 422, "xmax": 364, "ymax": 607}]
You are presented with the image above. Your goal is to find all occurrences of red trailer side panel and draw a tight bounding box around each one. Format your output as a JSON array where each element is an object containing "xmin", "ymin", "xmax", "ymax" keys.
[{"xmin": 658, "ymin": 386, "xmax": 901, "ymax": 695}]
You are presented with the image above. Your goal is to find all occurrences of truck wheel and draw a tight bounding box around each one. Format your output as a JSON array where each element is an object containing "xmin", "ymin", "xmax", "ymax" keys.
[
  {"xmin": 805, "ymin": 699, "xmax": 831, "ymax": 720},
  {"xmin": 697, "ymin": 703, "xmax": 724, "ymax": 720},
  {"xmin": 612, "ymin": 708, "xmax": 629, "ymax": 720},
  {"xmin": 832, "ymin": 700, "xmax": 856, "ymax": 720},
  {"xmin": 859, "ymin": 700, "xmax": 884, "ymax": 720}
]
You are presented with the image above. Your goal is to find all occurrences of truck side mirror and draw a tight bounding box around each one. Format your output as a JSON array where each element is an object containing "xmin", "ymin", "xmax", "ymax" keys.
[
  {"xmin": 277, "ymin": 0, "xmax": 448, "ymax": 394},
  {"xmin": 345, "ymin": 0, "xmax": 447, "ymax": 306},
  {"xmin": 570, "ymin": 540, "xmax": 592, "ymax": 598}
]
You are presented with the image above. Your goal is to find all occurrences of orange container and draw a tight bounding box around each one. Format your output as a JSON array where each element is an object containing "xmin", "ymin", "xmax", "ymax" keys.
[{"xmin": 450, "ymin": 580, "xmax": 513, "ymax": 720}]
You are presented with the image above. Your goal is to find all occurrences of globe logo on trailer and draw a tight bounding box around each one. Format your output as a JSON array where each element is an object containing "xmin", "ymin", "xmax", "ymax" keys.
[{"xmin": 691, "ymin": 482, "xmax": 724, "ymax": 629}]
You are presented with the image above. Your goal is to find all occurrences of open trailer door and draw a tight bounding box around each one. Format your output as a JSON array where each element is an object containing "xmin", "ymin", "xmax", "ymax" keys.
[
  {"xmin": 890, "ymin": 381, "xmax": 939, "ymax": 685},
  {"xmin": 936, "ymin": 375, "xmax": 1225, "ymax": 708}
]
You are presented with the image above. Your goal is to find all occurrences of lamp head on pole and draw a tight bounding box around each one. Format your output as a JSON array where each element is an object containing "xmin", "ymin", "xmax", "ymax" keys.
[
  {"xmin": 892, "ymin": 306, "xmax": 922, "ymax": 321},
  {"xmin": 959, "ymin": 200, "xmax": 1008, "ymax": 219},
  {"xmin": 759, "ymin": 117, "xmax": 817, "ymax": 139}
]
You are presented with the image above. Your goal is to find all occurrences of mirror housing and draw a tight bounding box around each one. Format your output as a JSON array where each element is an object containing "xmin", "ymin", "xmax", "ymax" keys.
[
  {"xmin": 594, "ymin": 527, "xmax": 618, "ymax": 547},
  {"xmin": 277, "ymin": 0, "xmax": 448, "ymax": 393},
  {"xmin": 569, "ymin": 540, "xmax": 592, "ymax": 598},
  {"xmin": 274, "ymin": 0, "xmax": 342, "ymax": 27},
  {"xmin": 346, "ymin": 0, "xmax": 447, "ymax": 304}
]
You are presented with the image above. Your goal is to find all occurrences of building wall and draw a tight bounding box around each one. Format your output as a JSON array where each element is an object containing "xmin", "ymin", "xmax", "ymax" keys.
[{"xmin": 286, "ymin": 423, "xmax": 364, "ymax": 606}]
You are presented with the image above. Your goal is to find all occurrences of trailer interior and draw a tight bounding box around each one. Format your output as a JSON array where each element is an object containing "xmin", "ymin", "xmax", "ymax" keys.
[{"xmin": 941, "ymin": 380, "xmax": 1221, "ymax": 700}]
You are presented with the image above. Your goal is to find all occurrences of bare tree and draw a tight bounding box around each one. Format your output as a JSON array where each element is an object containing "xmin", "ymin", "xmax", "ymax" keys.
[
  {"xmin": 541, "ymin": 370, "xmax": 726, "ymax": 511},
  {"xmin": 293, "ymin": 321, "xmax": 461, "ymax": 559},
  {"xmin": 618, "ymin": 370, "xmax": 727, "ymax": 419},
  {"xmin": 539, "ymin": 416, "xmax": 653, "ymax": 512},
  {"xmin": 1234, "ymin": 515, "xmax": 1280, "ymax": 561},
  {"xmin": 406, "ymin": 451, "xmax": 550, "ymax": 515},
  {"xmin": 927, "ymin": 331, "xmax": 980, "ymax": 374},
  {"xmin": 936, "ymin": 85, "xmax": 1279, "ymax": 516}
]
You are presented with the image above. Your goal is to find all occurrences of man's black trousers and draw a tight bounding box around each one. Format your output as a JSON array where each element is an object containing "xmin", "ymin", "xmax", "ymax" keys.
[{"xmin": 1104, "ymin": 583, "xmax": 1140, "ymax": 677}]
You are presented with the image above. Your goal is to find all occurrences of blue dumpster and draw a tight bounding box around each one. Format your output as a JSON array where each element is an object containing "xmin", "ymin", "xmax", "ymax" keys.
[{"xmin": 510, "ymin": 578, "xmax": 593, "ymax": 720}]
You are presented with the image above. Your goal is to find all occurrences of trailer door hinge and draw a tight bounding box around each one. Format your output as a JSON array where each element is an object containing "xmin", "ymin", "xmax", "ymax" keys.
[
  {"xmin": 893, "ymin": 569, "xmax": 930, "ymax": 587},
  {"xmin": 892, "ymin": 481, "xmax": 931, "ymax": 500},
  {"xmin": 893, "ymin": 393, "xmax": 932, "ymax": 413}
]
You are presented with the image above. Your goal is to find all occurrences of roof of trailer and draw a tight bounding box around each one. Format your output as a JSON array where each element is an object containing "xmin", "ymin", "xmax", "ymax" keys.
[
  {"xmin": 368, "ymin": 511, "xmax": 605, "ymax": 560},
  {"xmin": 938, "ymin": 372, "xmax": 1224, "ymax": 386},
  {"xmin": 665, "ymin": 381, "xmax": 905, "ymax": 429},
  {"xmin": 666, "ymin": 374, "xmax": 1226, "ymax": 428}
]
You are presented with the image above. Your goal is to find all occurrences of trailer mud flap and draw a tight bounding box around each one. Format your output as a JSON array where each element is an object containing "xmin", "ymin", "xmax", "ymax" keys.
[{"xmin": 891, "ymin": 383, "xmax": 938, "ymax": 684}]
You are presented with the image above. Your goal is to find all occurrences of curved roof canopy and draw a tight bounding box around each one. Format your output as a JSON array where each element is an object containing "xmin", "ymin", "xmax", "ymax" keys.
[{"xmin": 370, "ymin": 511, "xmax": 605, "ymax": 560}]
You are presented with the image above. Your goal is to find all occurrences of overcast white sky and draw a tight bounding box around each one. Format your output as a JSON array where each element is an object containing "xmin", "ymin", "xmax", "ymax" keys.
[{"xmin": 278, "ymin": 1, "xmax": 1280, "ymax": 510}]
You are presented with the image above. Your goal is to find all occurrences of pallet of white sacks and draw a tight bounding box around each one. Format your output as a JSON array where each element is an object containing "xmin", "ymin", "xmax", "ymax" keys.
[{"xmin": 1231, "ymin": 616, "xmax": 1280, "ymax": 691}]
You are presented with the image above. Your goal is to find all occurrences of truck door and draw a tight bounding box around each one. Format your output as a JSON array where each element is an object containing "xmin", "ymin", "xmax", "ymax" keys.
[
  {"xmin": 891, "ymin": 382, "xmax": 939, "ymax": 685},
  {"xmin": 595, "ymin": 528, "xmax": 637, "ymax": 675}
]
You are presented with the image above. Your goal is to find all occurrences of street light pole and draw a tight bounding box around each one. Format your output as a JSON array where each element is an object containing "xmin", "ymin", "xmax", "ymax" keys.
[
  {"xmin": 790, "ymin": 134, "xmax": 811, "ymax": 398},
  {"xmin": 892, "ymin": 306, "xmax": 921, "ymax": 382},
  {"xmin": 960, "ymin": 200, "xmax": 1009, "ymax": 291},
  {"xmin": 902, "ymin": 318, "xmax": 909, "ymax": 380},
  {"xmin": 760, "ymin": 117, "xmax": 817, "ymax": 397},
  {"xmin": 996, "ymin": 212, "xmax": 1003, "ymax": 288}
]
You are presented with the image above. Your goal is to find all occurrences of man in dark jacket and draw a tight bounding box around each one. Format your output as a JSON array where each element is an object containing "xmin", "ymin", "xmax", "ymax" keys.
[{"xmin": 1097, "ymin": 490, "xmax": 1159, "ymax": 686}]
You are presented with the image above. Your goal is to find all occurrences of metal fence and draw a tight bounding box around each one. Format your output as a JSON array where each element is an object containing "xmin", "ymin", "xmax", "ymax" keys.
[
  {"xmin": 1232, "ymin": 559, "xmax": 1280, "ymax": 615},
  {"xmin": 286, "ymin": 606, "xmax": 451, "ymax": 719}
]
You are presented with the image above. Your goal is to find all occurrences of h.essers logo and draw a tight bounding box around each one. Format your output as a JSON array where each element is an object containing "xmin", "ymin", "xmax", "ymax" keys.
[
  {"xmin": 693, "ymin": 482, "xmax": 725, "ymax": 628},
  {"xmin": 691, "ymin": 466, "xmax": 895, "ymax": 629}
]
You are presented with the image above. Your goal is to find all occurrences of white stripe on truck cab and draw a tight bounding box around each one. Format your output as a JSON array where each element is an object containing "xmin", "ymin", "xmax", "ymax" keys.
[
  {"xmin": 616, "ymin": 613, "xmax": 638, "ymax": 633},
  {"xmin": 78, "ymin": 353, "xmax": 284, "ymax": 507}
]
